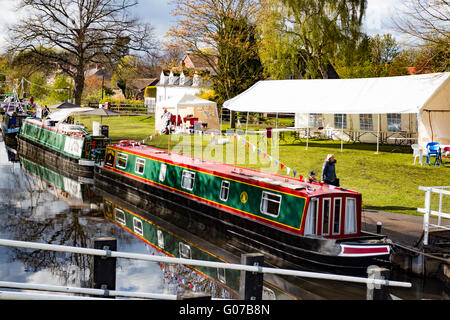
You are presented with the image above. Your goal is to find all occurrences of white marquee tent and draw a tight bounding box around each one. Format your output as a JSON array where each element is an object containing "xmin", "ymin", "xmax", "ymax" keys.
[
  {"xmin": 223, "ymin": 72, "xmax": 450, "ymax": 151},
  {"xmin": 155, "ymin": 93, "xmax": 219, "ymax": 132}
]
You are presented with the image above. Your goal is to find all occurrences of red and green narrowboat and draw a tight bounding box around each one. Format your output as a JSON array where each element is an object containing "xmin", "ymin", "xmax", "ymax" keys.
[
  {"xmin": 17, "ymin": 108, "xmax": 110, "ymax": 177},
  {"xmin": 95, "ymin": 140, "xmax": 391, "ymax": 275}
]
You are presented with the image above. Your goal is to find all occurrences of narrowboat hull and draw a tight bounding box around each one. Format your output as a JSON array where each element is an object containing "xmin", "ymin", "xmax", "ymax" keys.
[
  {"xmin": 95, "ymin": 163, "xmax": 391, "ymax": 276},
  {"xmin": 18, "ymin": 135, "xmax": 95, "ymax": 178}
]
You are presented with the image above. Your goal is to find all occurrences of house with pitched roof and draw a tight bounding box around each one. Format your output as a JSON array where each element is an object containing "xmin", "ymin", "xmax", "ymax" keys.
[{"xmin": 156, "ymin": 53, "xmax": 216, "ymax": 103}]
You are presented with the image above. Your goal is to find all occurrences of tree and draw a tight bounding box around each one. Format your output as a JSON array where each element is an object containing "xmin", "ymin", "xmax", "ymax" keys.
[
  {"xmin": 213, "ymin": 14, "xmax": 265, "ymax": 106},
  {"xmin": 167, "ymin": 0, "xmax": 264, "ymax": 128},
  {"xmin": 28, "ymin": 72, "xmax": 48, "ymax": 100},
  {"xmin": 111, "ymin": 56, "xmax": 139, "ymax": 99},
  {"xmin": 50, "ymin": 74, "xmax": 71, "ymax": 102},
  {"xmin": 393, "ymin": 0, "xmax": 449, "ymax": 72},
  {"xmin": 334, "ymin": 33, "xmax": 408, "ymax": 78},
  {"xmin": 258, "ymin": 0, "xmax": 368, "ymax": 79},
  {"xmin": 8, "ymin": 0, "xmax": 157, "ymax": 105},
  {"xmin": 369, "ymin": 34, "xmax": 401, "ymax": 65}
]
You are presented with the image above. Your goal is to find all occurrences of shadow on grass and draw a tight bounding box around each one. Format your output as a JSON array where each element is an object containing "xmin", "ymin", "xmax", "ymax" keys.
[
  {"xmin": 364, "ymin": 205, "xmax": 419, "ymax": 214},
  {"xmin": 280, "ymin": 139, "xmax": 412, "ymax": 154}
]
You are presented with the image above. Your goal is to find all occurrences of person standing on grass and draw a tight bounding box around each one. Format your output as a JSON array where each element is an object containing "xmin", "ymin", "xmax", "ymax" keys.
[{"xmin": 321, "ymin": 154, "xmax": 340, "ymax": 187}]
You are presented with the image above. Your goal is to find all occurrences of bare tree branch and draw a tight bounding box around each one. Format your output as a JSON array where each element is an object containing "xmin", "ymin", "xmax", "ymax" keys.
[{"xmin": 8, "ymin": 0, "xmax": 158, "ymax": 104}]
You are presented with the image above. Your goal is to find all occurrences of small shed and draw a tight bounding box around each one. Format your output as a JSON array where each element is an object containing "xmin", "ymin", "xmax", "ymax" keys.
[{"xmin": 155, "ymin": 93, "xmax": 219, "ymax": 132}]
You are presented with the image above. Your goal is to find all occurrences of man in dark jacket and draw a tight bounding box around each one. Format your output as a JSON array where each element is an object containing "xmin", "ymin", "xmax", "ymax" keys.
[{"xmin": 321, "ymin": 154, "xmax": 340, "ymax": 187}]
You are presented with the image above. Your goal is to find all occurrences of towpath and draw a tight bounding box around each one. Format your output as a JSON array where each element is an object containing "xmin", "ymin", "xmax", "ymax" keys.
[{"xmin": 362, "ymin": 210, "xmax": 434, "ymax": 247}]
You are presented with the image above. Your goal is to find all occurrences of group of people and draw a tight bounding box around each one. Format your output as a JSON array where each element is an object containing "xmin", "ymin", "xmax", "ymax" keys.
[{"xmin": 308, "ymin": 153, "xmax": 340, "ymax": 187}]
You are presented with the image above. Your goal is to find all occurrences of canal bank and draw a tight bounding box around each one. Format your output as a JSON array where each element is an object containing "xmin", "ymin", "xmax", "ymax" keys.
[{"xmin": 363, "ymin": 209, "xmax": 450, "ymax": 289}]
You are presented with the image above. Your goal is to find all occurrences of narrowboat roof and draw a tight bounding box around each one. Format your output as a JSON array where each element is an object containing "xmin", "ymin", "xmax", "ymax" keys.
[
  {"xmin": 111, "ymin": 143, "xmax": 359, "ymax": 197},
  {"xmin": 46, "ymin": 107, "xmax": 94, "ymax": 123}
]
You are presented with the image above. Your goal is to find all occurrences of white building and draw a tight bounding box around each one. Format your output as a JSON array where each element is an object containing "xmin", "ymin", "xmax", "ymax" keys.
[
  {"xmin": 156, "ymin": 53, "xmax": 216, "ymax": 103},
  {"xmin": 156, "ymin": 70, "xmax": 206, "ymax": 103}
]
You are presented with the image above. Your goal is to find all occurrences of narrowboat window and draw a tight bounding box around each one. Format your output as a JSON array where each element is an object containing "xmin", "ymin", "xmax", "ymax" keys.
[
  {"xmin": 217, "ymin": 268, "xmax": 226, "ymax": 284},
  {"xmin": 260, "ymin": 191, "xmax": 282, "ymax": 218},
  {"xmin": 159, "ymin": 163, "xmax": 167, "ymax": 182},
  {"xmin": 179, "ymin": 242, "xmax": 192, "ymax": 259},
  {"xmin": 304, "ymin": 198, "xmax": 318, "ymax": 235},
  {"xmin": 105, "ymin": 150, "xmax": 115, "ymax": 167},
  {"xmin": 333, "ymin": 198, "xmax": 342, "ymax": 235},
  {"xmin": 116, "ymin": 152, "xmax": 128, "ymax": 169},
  {"xmin": 220, "ymin": 180, "xmax": 230, "ymax": 201},
  {"xmin": 115, "ymin": 208, "xmax": 126, "ymax": 225},
  {"xmin": 345, "ymin": 198, "xmax": 357, "ymax": 234},
  {"xmin": 135, "ymin": 158, "xmax": 146, "ymax": 175},
  {"xmin": 133, "ymin": 217, "xmax": 143, "ymax": 236},
  {"xmin": 181, "ymin": 170, "xmax": 195, "ymax": 191},
  {"xmin": 322, "ymin": 198, "xmax": 331, "ymax": 235},
  {"xmin": 157, "ymin": 230, "xmax": 164, "ymax": 249}
]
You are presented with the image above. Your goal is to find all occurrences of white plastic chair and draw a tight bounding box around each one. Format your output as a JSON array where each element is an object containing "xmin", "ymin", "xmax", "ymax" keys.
[{"xmin": 411, "ymin": 144, "xmax": 424, "ymax": 165}]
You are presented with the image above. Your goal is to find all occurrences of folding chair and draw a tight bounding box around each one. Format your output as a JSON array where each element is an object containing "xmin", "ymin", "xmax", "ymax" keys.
[{"xmin": 425, "ymin": 142, "xmax": 441, "ymax": 166}]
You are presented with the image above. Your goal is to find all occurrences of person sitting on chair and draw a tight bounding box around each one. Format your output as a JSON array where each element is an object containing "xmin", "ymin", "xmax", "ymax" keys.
[{"xmin": 308, "ymin": 170, "xmax": 317, "ymax": 183}]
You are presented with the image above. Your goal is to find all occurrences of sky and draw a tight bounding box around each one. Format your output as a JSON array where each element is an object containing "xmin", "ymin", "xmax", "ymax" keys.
[{"xmin": 0, "ymin": 0, "xmax": 406, "ymax": 52}]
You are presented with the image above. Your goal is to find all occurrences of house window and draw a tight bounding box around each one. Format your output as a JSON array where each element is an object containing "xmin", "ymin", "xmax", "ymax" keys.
[
  {"xmin": 116, "ymin": 152, "xmax": 128, "ymax": 169},
  {"xmin": 159, "ymin": 163, "xmax": 167, "ymax": 182},
  {"xmin": 135, "ymin": 158, "xmax": 146, "ymax": 175},
  {"xmin": 304, "ymin": 198, "xmax": 318, "ymax": 235},
  {"xmin": 179, "ymin": 242, "xmax": 192, "ymax": 259},
  {"xmin": 333, "ymin": 198, "xmax": 342, "ymax": 235},
  {"xmin": 133, "ymin": 217, "xmax": 143, "ymax": 236},
  {"xmin": 387, "ymin": 113, "xmax": 402, "ymax": 132},
  {"xmin": 345, "ymin": 198, "xmax": 357, "ymax": 234},
  {"xmin": 359, "ymin": 114, "xmax": 373, "ymax": 131},
  {"xmin": 260, "ymin": 191, "xmax": 282, "ymax": 218},
  {"xmin": 309, "ymin": 113, "xmax": 323, "ymax": 127},
  {"xmin": 322, "ymin": 198, "xmax": 331, "ymax": 235},
  {"xmin": 334, "ymin": 114, "xmax": 347, "ymax": 129},
  {"xmin": 115, "ymin": 208, "xmax": 126, "ymax": 226},
  {"xmin": 220, "ymin": 180, "xmax": 230, "ymax": 201},
  {"xmin": 181, "ymin": 170, "xmax": 195, "ymax": 191}
]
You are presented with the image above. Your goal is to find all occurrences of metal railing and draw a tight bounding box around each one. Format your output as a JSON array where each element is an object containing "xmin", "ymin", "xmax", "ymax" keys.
[
  {"xmin": 0, "ymin": 239, "xmax": 411, "ymax": 293},
  {"xmin": 417, "ymin": 186, "xmax": 450, "ymax": 245}
]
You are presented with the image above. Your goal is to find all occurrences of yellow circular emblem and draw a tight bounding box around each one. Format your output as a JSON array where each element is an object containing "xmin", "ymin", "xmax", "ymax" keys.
[{"xmin": 240, "ymin": 191, "xmax": 248, "ymax": 204}]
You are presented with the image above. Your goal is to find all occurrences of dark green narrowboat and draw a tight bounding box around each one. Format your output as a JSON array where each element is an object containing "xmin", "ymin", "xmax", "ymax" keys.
[{"xmin": 17, "ymin": 108, "xmax": 110, "ymax": 177}]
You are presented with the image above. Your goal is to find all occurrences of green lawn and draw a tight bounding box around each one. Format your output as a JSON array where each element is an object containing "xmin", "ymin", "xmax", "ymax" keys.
[{"xmin": 75, "ymin": 114, "xmax": 450, "ymax": 216}]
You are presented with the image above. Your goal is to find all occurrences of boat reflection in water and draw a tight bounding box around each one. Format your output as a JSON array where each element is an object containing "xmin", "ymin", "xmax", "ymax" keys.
[
  {"xmin": 20, "ymin": 155, "xmax": 99, "ymax": 210},
  {"xmin": 12, "ymin": 149, "xmax": 293, "ymax": 299},
  {"xmin": 99, "ymin": 189, "xmax": 296, "ymax": 300}
]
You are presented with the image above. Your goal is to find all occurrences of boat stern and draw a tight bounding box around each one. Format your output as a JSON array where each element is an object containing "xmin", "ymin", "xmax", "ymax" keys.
[{"xmin": 338, "ymin": 242, "xmax": 391, "ymax": 257}]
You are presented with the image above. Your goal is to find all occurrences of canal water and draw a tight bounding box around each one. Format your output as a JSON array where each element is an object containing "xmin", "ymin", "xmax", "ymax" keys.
[{"xmin": 0, "ymin": 139, "xmax": 448, "ymax": 300}]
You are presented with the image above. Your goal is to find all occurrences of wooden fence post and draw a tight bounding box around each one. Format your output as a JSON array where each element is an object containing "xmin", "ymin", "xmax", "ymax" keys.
[{"xmin": 239, "ymin": 253, "xmax": 264, "ymax": 300}]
